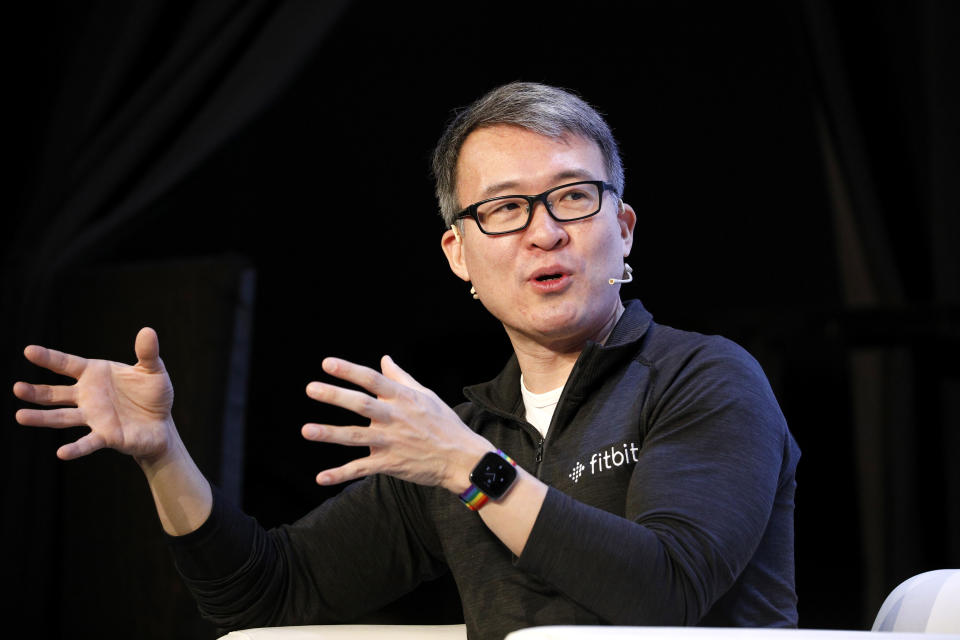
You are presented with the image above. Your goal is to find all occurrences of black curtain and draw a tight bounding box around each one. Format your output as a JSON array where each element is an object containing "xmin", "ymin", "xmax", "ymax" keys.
[
  {"xmin": 800, "ymin": 0, "xmax": 960, "ymax": 622},
  {"xmin": 3, "ymin": 2, "xmax": 349, "ymax": 637},
  {"xmin": 7, "ymin": 1, "xmax": 349, "ymax": 329}
]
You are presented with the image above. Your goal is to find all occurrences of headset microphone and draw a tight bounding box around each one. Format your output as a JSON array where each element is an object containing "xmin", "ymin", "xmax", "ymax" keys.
[{"xmin": 608, "ymin": 263, "xmax": 633, "ymax": 285}]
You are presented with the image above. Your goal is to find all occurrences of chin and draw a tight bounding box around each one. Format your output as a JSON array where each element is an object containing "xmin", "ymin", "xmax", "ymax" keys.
[{"xmin": 528, "ymin": 302, "xmax": 597, "ymax": 340}]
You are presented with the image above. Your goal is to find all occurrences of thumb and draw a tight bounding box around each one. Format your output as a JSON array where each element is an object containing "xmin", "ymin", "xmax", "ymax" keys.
[
  {"xmin": 134, "ymin": 327, "xmax": 163, "ymax": 372},
  {"xmin": 381, "ymin": 355, "xmax": 427, "ymax": 392}
]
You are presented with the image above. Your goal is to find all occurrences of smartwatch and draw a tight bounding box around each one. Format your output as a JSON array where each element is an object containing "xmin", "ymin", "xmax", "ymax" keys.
[{"xmin": 459, "ymin": 449, "xmax": 518, "ymax": 511}]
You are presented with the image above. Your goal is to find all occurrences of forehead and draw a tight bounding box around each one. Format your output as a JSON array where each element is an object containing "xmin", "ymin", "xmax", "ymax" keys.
[{"xmin": 455, "ymin": 125, "xmax": 606, "ymax": 205}]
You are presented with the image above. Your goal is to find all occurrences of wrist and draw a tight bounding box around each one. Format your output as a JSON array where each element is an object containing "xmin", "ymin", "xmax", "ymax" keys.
[
  {"xmin": 136, "ymin": 419, "xmax": 213, "ymax": 536},
  {"xmin": 444, "ymin": 437, "xmax": 494, "ymax": 495},
  {"xmin": 134, "ymin": 417, "xmax": 181, "ymax": 471}
]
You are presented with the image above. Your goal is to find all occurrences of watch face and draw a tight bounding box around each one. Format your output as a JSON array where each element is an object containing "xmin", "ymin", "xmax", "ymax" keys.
[{"xmin": 470, "ymin": 452, "xmax": 517, "ymax": 499}]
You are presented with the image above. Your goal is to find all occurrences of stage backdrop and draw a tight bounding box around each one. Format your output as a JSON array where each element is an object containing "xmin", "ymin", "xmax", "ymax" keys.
[{"xmin": 3, "ymin": 2, "xmax": 957, "ymax": 638}]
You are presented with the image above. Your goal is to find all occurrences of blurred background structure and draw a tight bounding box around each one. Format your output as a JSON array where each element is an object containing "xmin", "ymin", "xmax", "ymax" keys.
[{"xmin": 2, "ymin": 1, "xmax": 957, "ymax": 638}]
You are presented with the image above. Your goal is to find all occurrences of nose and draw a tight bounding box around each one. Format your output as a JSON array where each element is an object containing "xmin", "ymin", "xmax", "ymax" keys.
[{"xmin": 524, "ymin": 200, "xmax": 568, "ymax": 250}]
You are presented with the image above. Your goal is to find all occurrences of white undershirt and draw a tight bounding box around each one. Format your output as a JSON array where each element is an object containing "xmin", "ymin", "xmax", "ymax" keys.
[{"xmin": 520, "ymin": 374, "xmax": 564, "ymax": 439}]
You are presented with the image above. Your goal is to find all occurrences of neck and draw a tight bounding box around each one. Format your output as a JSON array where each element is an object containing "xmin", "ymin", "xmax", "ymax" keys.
[{"xmin": 507, "ymin": 301, "xmax": 624, "ymax": 393}]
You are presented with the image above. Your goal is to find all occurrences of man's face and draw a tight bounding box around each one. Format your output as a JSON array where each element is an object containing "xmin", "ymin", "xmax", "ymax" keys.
[{"xmin": 441, "ymin": 125, "xmax": 636, "ymax": 352}]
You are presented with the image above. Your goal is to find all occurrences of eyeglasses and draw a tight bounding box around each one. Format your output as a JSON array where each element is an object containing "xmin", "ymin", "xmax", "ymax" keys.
[{"xmin": 454, "ymin": 180, "xmax": 617, "ymax": 235}]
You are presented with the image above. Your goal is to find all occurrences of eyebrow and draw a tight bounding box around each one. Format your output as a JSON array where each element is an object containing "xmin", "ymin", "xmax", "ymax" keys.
[{"xmin": 479, "ymin": 169, "xmax": 598, "ymax": 199}]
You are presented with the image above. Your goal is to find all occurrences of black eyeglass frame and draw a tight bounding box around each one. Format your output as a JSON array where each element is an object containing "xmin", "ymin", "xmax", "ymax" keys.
[{"xmin": 454, "ymin": 180, "xmax": 618, "ymax": 236}]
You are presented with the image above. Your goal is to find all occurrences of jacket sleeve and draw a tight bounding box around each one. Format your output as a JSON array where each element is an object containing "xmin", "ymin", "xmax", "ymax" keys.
[
  {"xmin": 167, "ymin": 474, "xmax": 448, "ymax": 631},
  {"xmin": 514, "ymin": 337, "xmax": 798, "ymax": 625}
]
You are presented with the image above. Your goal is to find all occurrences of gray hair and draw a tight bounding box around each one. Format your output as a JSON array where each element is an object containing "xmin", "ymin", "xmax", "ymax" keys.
[{"xmin": 431, "ymin": 82, "xmax": 625, "ymax": 226}]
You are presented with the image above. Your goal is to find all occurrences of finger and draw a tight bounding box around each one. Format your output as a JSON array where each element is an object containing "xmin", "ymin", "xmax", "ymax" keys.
[
  {"xmin": 305, "ymin": 381, "xmax": 391, "ymax": 421},
  {"xmin": 321, "ymin": 358, "xmax": 399, "ymax": 399},
  {"xmin": 16, "ymin": 407, "xmax": 86, "ymax": 428},
  {"xmin": 57, "ymin": 432, "xmax": 106, "ymax": 460},
  {"xmin": 302, "ymin": 423, "xmax": 384, "ymax": 447},
  {"xmin": 134, "ymin": 327, "xmax": 163, "ymax": 373},
  {"xmin": 23, "ymin": 345, "xmax": 87, "ymax": 379},
  {"xmin": 12, "ymin": 381, "xmax": 78, "ymax": 406},
  {"xmin": 380, "ymin": 355, "xmax": 429, "ymax": 392},
  {"xmin": 315, "ymin": 457, "xmax": 377, "ymax": 486}
]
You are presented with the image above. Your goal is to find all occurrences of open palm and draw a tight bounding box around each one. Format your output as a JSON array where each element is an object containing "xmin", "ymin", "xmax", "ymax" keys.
[{"xmin": 14, "ymin": 327, "xmax": 175, "ymax": 461}]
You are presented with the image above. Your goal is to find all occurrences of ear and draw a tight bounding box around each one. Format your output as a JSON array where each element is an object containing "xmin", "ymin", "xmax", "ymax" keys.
[
  {"xmin": 618, "ymin": 200, "xmax": 637, "ymax": 257},
  {"xmin": 441, "ymin": 226, "xmax": 471, "ymax": 282}
]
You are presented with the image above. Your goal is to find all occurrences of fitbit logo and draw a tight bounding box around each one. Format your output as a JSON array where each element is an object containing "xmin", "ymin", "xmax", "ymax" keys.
[
  {"xmin": 568, "ymin": 461, "xmax": 585, "ymax": 483},
  {"xmin": 568, "ymin": 442, "xmax": 640, "ymax": 483}
]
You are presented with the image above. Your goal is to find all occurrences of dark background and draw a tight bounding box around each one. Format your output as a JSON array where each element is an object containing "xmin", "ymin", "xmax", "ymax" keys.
[{"xmin": 2, "ymin": 1, "xmax": 957, "ymax": 638}]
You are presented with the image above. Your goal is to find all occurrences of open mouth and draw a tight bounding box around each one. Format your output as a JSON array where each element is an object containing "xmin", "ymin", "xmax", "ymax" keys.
[{"xmin": 536, "ymin": 273, "xmax": 563, "ymax": 282}]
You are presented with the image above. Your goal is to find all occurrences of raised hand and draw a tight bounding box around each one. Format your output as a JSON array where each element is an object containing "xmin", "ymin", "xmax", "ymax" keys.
[
  {"xmin": 301, "ymin": 355, "xmax": 491, "ymax": 493},
  {"xmin": 14, "ymin": 327, "xmax": 176, "ymax": 462}
]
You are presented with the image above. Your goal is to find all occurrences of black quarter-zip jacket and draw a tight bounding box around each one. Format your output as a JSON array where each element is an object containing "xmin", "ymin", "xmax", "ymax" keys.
[{"xmin": 169, "ymin": 301, "xmax": 800, "ymax": 640}]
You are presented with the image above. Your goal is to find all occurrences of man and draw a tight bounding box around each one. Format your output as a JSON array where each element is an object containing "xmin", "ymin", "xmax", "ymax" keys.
[{"xmin": 14, "ymin": 82, "xmax": 800, "ymax": 639}]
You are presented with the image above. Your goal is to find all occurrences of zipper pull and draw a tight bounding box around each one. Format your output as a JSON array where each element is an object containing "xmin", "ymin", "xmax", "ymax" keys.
[{"xmin": 536, "ymin": 439, "xmax": 544, "ymax": 463}]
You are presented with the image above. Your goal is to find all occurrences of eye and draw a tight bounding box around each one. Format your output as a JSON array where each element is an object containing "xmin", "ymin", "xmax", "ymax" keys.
[
  {"xmin": 480, "ymin": 198, "xmax": 526, "ymax": 218},
  {"xmin": 490, "ymin": 201, "xmax": 522, "ymax": 214},
  {"xmin": 560, "ymin": 188, "xmax": 589, "ymax": 201}
]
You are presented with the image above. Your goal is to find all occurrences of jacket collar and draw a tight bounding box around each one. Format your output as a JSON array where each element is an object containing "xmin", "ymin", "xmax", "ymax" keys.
[{"xmin": 464, "ymin": 300, "xmax": 653, "ymax": 420}]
